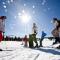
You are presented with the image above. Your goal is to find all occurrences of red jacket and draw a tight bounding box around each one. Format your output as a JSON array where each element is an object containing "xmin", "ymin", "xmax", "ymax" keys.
[
  {"xmin": 0, "ymin": 31, "xmax": 3, "ymax": 42},
  {"xmin": 23, "ymin": 37, "xmax": 28, "ymax": 43}
]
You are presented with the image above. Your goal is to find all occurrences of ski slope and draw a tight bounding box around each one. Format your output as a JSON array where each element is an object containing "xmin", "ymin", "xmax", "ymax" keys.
[{"xmin": 0, "ymin": 40, "xmax": 60, "ymax": 60}]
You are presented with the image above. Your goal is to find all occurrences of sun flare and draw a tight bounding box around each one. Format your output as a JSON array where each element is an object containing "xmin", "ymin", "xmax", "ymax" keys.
[{"xmin": 21, "ymin": 13, "xmax": 31, "ymax": 23}]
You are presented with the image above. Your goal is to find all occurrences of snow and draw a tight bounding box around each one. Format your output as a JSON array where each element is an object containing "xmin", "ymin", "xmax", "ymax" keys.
[{"xmin": 0, "ymin": 41, "xmax": 60, "ymax": 60}]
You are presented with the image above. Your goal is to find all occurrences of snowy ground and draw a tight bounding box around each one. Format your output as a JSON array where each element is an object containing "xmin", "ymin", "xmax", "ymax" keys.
[{"xmin": 0, "ymin": 39, "xmax": 60, "ymax": 60}]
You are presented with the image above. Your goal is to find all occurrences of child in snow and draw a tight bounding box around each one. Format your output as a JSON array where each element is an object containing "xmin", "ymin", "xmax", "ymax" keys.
[{"xmin": 23, "ymin": 35, "xmax": 28, "ymax": 47}]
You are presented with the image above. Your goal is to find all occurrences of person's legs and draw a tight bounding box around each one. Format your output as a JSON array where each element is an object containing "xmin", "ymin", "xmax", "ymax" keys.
[
  {"xmin": 40, "ymin": 39, "xmax": 43, "ymax": 47},
  {"xmin": 57, "ymin": 38, "xmax": 60, "ymax": 48},
  {"xmin": 58, "ymin": 27, "xmax": 60, "ymax": 42},
  {"xmin": 39, "ymin": 38, "xmax": 44, "ymax": 47},
  {"xmin": 58, "ymin": 37, "xmax": 60, "ymax": 43},
  {"xmin": 32, "ymin": 34, "xmax": 38, "ymax": 48},
  {"xmin": 29, "ymin": 34, "xmax": 33, "ymax": 48},
  {"xmin": 56, "ymin": 45, "xmax": 60, "ymax": 49},
  {"xmin": 53, "ymin": 37, "xmax": 59, "ymax": 45},
  {"xmin": 34, "ymin": 38, "xmax": 38, "ymax": 47}
]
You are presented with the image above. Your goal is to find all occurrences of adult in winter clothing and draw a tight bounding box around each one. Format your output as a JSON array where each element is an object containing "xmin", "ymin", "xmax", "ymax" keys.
[{"xmin": 51, "ymin": 18, "xmax": 60, "ymax": 45}]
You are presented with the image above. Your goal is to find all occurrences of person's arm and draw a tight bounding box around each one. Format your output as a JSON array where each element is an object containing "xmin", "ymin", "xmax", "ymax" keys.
[{"xmin": 58, "ymin": 27, "xmax": 60, "ymax": 37}]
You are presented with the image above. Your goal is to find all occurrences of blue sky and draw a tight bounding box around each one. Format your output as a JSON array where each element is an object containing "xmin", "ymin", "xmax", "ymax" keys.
[{"xmin": 0, "ymin": 0, "xmax": 60, "ymax": 37}]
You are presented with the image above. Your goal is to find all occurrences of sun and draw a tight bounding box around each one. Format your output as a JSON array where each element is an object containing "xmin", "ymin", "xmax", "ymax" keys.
[
  {"xmin": 21, "ymin": 13, "xmax": 31, "ymax": 23},
  {"xmin": 18, "ymin": 10, "xmax": 31, "ymax": 24}
]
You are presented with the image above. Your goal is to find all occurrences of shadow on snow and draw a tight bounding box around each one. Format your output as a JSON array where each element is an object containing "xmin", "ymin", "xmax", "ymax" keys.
[{"xmin": 35, "ymin": 48, "xmax": 60, "ymax": 55}]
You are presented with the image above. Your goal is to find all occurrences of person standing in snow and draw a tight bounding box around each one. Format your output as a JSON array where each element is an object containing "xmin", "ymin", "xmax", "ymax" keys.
[
  {"xmin": 32, "ymin": 23, "xmax": 38, "ymax": 47},
  {"xmin": 51, "ymin": 18, "xmax": 60, "ymax": 45},
  {"xmin": 23, "ymin": 35, "xmax": 28, "ymax": 47},
  {"xmin": 0, "ymin": 16, "xmax": 6, "ymax": 42},
  {"xmin": 39, "ymin": 31, "xmax": 47, "ymax": 47}
]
